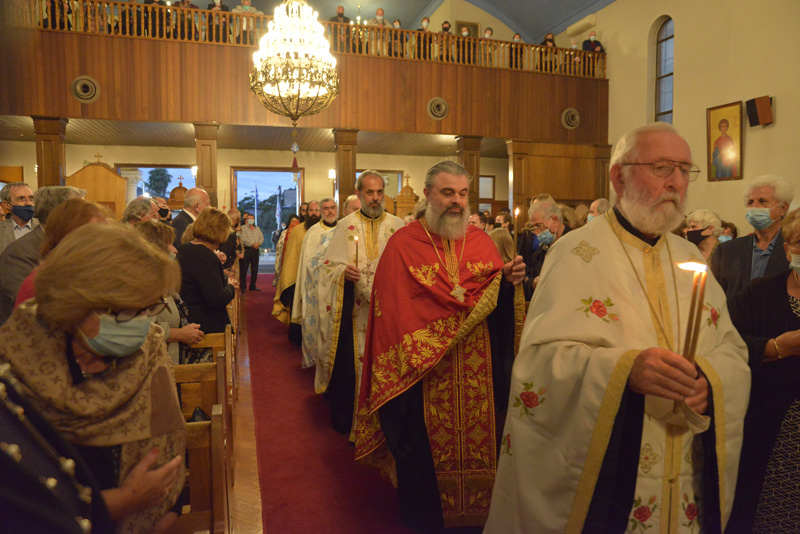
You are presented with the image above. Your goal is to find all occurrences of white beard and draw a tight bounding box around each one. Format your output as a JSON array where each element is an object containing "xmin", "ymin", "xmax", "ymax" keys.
[
  {"xmin": 618, "ymin": 178, "xmax": 686, "ymax": 236},
  {"xmin": 425, "ymin": 201, "xmax": 469, "ymax": 240}
]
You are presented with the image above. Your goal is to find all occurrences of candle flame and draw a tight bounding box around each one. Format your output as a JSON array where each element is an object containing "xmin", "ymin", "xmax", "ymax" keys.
[
  {"xmin": 678, "ymin": 262, "xmax": 707, "ymax": 273},
  {"xmin": 514, "ymin": 207, "xmax": 520, "ymax": 217},
  {"xmin": 354, "ymin": 235, "xmax": 358, "ymax": 241}
]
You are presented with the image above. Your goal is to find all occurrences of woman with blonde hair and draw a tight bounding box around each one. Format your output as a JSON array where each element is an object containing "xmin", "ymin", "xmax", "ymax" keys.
[
  {"xmin": 177, "ymin": 208, "xmax": 238, "ymax": 337},
  {"xmin": 0, "ymin": 223, "xmax": 186, "ymax": 533},
  {"xmin": 489, "ymin": 227, "xmax": 516, "ymax": 263},
  {"xmin": 135, "ymin": 221, "xmax": 204, "ymax": 365}
]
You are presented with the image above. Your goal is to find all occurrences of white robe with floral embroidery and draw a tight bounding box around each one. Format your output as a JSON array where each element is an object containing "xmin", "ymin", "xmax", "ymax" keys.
[
  {"xmin": 485, "ymin": 211, "xmax": 750, "ymax": 534},
  {"xmin": 314, "ymin": 210, "xmax": 404, "ymax": 396}
]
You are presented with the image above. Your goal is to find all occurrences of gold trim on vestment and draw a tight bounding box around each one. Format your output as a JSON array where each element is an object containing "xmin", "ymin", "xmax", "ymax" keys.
[
  {"xmin": 565, "ymin": 349, "xmax": 639, "ymax": 532},
  {"xmin": 315, "ymin": 269, "xmax": 347, "ymax": 394},
  {"xmin": 513, "ymin": 284, "xmax": 525, "ymax": 356},
  {"xmin": 355, "ymin": 210, "xmax": 387, "ymax": 261},
  {"xmin": 660, "ymin": 424, "xmax": 684, "ymax": 534},
  {"xmin": 696, "ymin": 354, "xmax": 727, "ymax": 517}
]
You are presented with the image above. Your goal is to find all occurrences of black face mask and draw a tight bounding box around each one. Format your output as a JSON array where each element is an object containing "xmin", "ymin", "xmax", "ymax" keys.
[
  {"xmin": 686, "ymin": 228, "xmax": 708, "ymax": 246},
  {"xmin": 158, "ymin": 207, "xmax": 170, "ymax": 218},
  {"xmin": 493, "ymin": 222, "xmax": 502, "ymax": 229},
  {"xmin": 442, "ymin": 26, "xmax": 450, "ymax": 32}
]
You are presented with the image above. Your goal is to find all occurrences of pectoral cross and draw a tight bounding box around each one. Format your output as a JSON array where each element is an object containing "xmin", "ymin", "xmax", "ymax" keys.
[{"xmin": 451, "ymin": 284, "xmax": 466, "ymax": 303}]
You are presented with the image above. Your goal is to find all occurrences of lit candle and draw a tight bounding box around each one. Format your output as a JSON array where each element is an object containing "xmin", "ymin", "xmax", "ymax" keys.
[
  {"xmin": 354, "ymin": 235, "xmax": 359, "ymax": 266},
  {"xmin": 513, "ymin": 206, "xmax": 520, "ymax": 256},
  {"xmin": 675, "ymin": 261, "xmax": 708, "ymax": 412}
]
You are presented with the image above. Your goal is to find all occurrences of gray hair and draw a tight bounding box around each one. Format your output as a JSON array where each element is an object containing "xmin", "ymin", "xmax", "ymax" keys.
[
  {"xmin": 529, "ymin": 201, "xmax": 562, "ymax": 223},
  {"xmin": 592, "ymin": 197, "xmax": 611, "ymax": 214},
  {"xmin": 687, "ymin": 209, "xmax": 722, "ymax": 237},
  {"xmin": 319, "ymin": 196, "xmax": 336, "ymax": 206},
  {"xmin": 0, "ymin": 182, "xmax": 29, "ymax": 202},
  {"xmin": 529, "ymin": 193, "xmax": 555, "ymax": 214},
  {"xmin": 184, "ymin": 187, "xmax": 208, "ymax": 209},
  {"xmin": 743, "ymin": 174, "xmax": 795, "ymax": 206},
  {"xmin": 122, "ymin": 196, "xmax": 156, "ymax": 223},
  {"xmin": 356, "ymin": 170, "xmax": 388, "ymax": 191},
  {"xmin": 343, "ymin": 194, "xmax": 359, "ymax": 211},
  {"xmin": 610, "ymin": 122, "xmax": 681, "ymax": 167},
  {"xmin": 424, "ymin": 161, "xmax": 471, "ymax": 190},
  {"xmin": 34, "ymin": 186, "xmax": 85, "ymax": 225}
]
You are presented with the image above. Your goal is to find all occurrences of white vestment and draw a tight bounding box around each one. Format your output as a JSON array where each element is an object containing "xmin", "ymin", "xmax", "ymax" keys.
[
  {"xmin": 485, "ymin": 211, "xmax": 750, "ymax": 533},
  {"xmin": 314, "ymin": 210, "xmax": 404, "ymax": 395},
  {"xmin": 291, "ymin": 221, "xmax": 336, "ymax": 368}
]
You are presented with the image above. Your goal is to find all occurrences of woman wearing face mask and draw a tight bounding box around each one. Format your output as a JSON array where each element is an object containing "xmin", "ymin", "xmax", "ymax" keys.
[
  {"xmin": 510, "ymin": 33, "xmax": 523, "ymax": 69},
  {"xmin": 0, "ymin": 223, "xmax": 186, "ymax": 533},
  {"xmin": 416, "ymin": 17, "xmax": 432, "ymax": 60},
  {"xmin": 539, "ymin": 32, "xmax": 558, "ymax": 73},
  {"xmin": 728, "ymin": 208, "xmax": 800, "ymax": 532},
  {"xmin": 683, "ymin": 209, "xmax": 722, "ymax": 261},
  {"xmin": 719, "ymin": 220, "xmax": 738, "ymax": 242},
  {"xmin": 390, "ymin": 19, "xmax": 406, "ymax": 58}
]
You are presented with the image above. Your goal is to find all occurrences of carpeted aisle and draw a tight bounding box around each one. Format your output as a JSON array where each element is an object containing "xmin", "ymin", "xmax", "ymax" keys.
[{"xmin": 245, "ymin": 274, "xmax": 413, "ymax": 533}]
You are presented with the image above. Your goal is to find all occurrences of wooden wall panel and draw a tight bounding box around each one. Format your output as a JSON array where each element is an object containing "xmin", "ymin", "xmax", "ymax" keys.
[{"xmin": 0, "ymin": 28, "xmax": 609, "ymax": 146}]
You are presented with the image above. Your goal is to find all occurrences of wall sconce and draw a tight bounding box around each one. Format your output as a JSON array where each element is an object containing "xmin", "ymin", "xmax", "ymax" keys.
[{"xmin": 328, "ymin": 169, "xmax": 336, "ymax": 184}]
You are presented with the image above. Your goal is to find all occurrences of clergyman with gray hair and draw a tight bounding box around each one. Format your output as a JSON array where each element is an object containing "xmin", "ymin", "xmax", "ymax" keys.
[
  {"xmin": 171, "ymin": 187, "xmax": 210, "ymax": 248},
  {"xmin": 710, "ymin": 173, "xmax": 795, "ymax": 301},
  {"xmin": 0, "ymin": 185, "xmax": 85, "ymax": 325}
]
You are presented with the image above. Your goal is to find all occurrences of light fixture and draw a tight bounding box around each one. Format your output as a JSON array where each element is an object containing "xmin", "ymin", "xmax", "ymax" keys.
[
  {"xmin": 191, "ymin": 165, "xmax": 198, "ymax": 177},
  {"xmin": 328, "ymin": 168, "xmax": 336, "ymax": 183}
]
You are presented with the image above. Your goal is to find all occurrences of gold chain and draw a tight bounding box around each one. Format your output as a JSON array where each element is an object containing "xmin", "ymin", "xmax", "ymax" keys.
[{"xmin": 421, "ymin": 218, "xmax": 468, "ymax": 301}]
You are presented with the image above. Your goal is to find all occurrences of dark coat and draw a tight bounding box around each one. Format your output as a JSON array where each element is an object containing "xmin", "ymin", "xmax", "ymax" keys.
[
  {"xmin": 709, "ymin": 233, "xmax": 788, "ymax": 303},
  {"xmin": 171, "ymin": 210, "xmax": 194, "ymax": 248}
]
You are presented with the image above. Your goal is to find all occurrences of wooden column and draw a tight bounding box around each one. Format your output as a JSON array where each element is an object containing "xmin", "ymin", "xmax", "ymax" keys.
[
  {"xmin": 333, "ymin": 128, "xmax": 358, "ymax": 205},
  {"xmin": 33, "ymin": 117, "xmax": 68, "ymax": 188},
  {"xmin": 194, "ymin": 123, "xmax": 219, "ymax": 207},
  {"xmin": 506, "ymin": 139, "xmax": 532, "ymax": 216},
  {"xmin": 456, "ymin": 135, "xmax": 482, "ymax": 213}
]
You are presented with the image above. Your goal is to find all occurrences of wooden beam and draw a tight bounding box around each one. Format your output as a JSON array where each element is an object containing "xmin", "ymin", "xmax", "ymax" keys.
[
  {"xmin": 456, "ymin": 135, "xmax": 482, "ymax": 213},
  {"xmin": 333, "ymin": 129, "xmax": 358, "ymax": 206},
  {"xmin": 506, "ymin": 140, "xmax": 531, "ymax": 215},
  {"xmin": 194, "ymin": 123, "xmax": 219, "ymax": 207},
  {"xmin": 32, "ymin": 116, "xmax": 68, "ymax": 188}
]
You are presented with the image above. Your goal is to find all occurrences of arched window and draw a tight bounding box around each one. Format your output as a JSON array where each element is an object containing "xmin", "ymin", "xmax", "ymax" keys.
[{"xmin": 655, "ymin": 18, "xmax": 674, "ymax": 123}]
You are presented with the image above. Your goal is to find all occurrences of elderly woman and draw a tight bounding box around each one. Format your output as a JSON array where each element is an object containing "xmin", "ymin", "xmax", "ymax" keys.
[
  {"xmin": 135, "ymin": 221, "xmax": 203, "ymax": 365},
  {"xmin": 177, "ymin": 208, "xmax": 237, "ymax": 335},
  {"xmin": 728, "ymin": 208, "xmax": 800, "ymax": 532},
  {"xmin": 683, "ymin": 208, "xmax": 722, "ymax": 260},
  {"xmin": 0, "ymin": 223, "xmax": 185, "ymax": 532}
]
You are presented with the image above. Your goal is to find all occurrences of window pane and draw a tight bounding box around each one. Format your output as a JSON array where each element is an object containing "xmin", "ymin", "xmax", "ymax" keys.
[
  {"xmin": 664, "ymin": 38, "xmax": 673, "ymax": 73},
  {"xmin": 479, "ymin": 176, "xmax": 493, "ymax": 199},
  {"xmin": 656, "ymin": 112, "xmax": 673, "ymax": 124},
  {"xmin": 657, "ymin": 75, "xmax": 673, "ymax": 114},
  {"xmin": 478, "ymin": 202, "xmax": 493, "ymax": 214},
  {"xmin": 658, "ymin": 18, "xmax": 674, "ymax": 40}
]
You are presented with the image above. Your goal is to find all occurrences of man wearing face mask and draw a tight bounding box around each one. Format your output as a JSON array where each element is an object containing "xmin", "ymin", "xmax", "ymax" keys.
[
  {"xmin": 587, "ymin": 197, "xmax": 610, "ymax": 223},
  {"xmin": 232, "ymin": 0, "xmax": 262, "ymax": 44},
  {"xmin": 0, "ymin": 182, "xmax": 38, "ymax": 256},
  {"xmin": 328, "ymin": 5, "xmax": 350, "ymax": 52},
  {"xmin": 710, "ymin": 174, "xmax": 794, "ymax": 302},
  {"xmin": 207, "ymin": 0, "xmax": 230, "ymax": 43},
  {"xmin": 239, "ymin": 213, "xmax": 264, "ymax": 293},
  {"xmin": 522, "ymin": 201, "xmax": 568, "ymax": 300},
  {"xmin": 456, "ymin": 26, "xmax": 475, "ymax": 64},
  {"xmin": 367, "ymin": 8, "xmax": 389, "ymax": 56},
  {"xmin": 582, "ymin": 30, "xmax": 605, "ymax": 77},
  {"xmin": 438, "ymin": 21, "xmax": 453, "ymax": 62},
  {"xmin": 416, "ymin": 17, "xmax": 433, "ymax": 60}
]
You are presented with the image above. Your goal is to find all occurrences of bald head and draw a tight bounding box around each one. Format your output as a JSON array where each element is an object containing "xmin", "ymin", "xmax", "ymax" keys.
[{"xmin": 184, "ymin": 188, "xmax": 210, "ymax": 216}]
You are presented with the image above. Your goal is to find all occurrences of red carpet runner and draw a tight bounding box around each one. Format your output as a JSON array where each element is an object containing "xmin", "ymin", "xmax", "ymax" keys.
[{"xmin": 245, "ymin": 274, "xmax": 413, "ymax": 533}]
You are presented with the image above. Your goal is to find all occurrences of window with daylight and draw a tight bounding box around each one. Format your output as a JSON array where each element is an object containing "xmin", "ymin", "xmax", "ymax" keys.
[{"xmin": 655, "ymin": 18, "xmax": 674, "ymax": 123}]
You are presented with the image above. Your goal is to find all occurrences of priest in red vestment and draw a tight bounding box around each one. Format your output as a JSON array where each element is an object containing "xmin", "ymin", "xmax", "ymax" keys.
[{"xmin": 355, "ymin": 161, "xmax": 526, "ymax": 530}]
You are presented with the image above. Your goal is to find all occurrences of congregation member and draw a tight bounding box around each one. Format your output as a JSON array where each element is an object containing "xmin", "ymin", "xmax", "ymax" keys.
[
  {"xmin": 328, "ymin": 5, "xmax": 351, "ymax": 53},
  {"xmin": 0, "ymin": 185, "xmax": 84, "ymax": 325},
  {"xmin": 273, "ymin": 201, "xmax": 320, "ymax": 345},
  {"xmin": 135, "ymin": 221, "xmax": 204, "ymax": 365},
  {"xmin": 416, "ymin": 17, "xmax": 433, "ymax": 60},
  {"xmin": 558, "ymin": 203, "xmax": 581, "ymax": 230},
  {"xmin": 710, "ymin": 174, "xmax": 794, "ymax": 301},
  {"xmin": 494, "ymin": 211, "xmax": 513, "ymax": 234},
  {"xmin": 291, "ymin": 197, "xmax": 338, "ymax": 368},
  {"xmin": 171, "ymin": 187, "xmax": 210, "ymax": 248},
  {"xmin": 207, "ymin": 0, "xmax": 230, "ymax": 43},
  {"xmin": 341, "ymin": 194, "xmax": 361, "ymax": 216},
  {"xmin": 438, "ymin": 21, "xmax": 453, "ymax": 62},
  {"xmin": 0, "ymin": 223, "xmax": 186, "ymax": 533},
  {"xmin": 684, "ymin": 208, "xmax": 722, "ymax": 260},
  {"xmin": 522, "ymin": 201, "xmax": 569, "ymax": 300},
  {"xmin": 456, "ymin": 26, "xmax": 475, "ymax": 64},
  {"xmin": 239, "ymin": 211, "xmax": 264, "ymax": 292},
  {"xmin": 468, "ymin": 211, "xmax": 488, "ymax": 231},
  {"xmin": 510, "ymin": 33, "xmax": 524, "ymax": 69},
  {"xmin": 0, "ymin": 181, "xmax": 37, "ymax": 254},
  {"xmin": 720, "ymin": 220, "xmax": 738, "ymax": 242},
  {"xmin": 490, "ymin": 226, "xmax": 516, "ymax": 263},
  {"xmin": 232, "ymin": 0, "xmax": 262, "ymax": 44},
  {"xmin": 152, "ymin": 196, "xmax": 172, "ymax": 222},
  {"xmin": 219, "ymin": 208, "xmax": 243, "ymax": 271},
  {"xmin": 486, "ymin": 123, "xmax": 750, "ymax": 532},
  {"xmin": 121, "ymin": 196, "xmax": 158, "ymax": 225},
  {"xmin": 583, "ymin": 29, "xmax": 604, "ymax": 52},
  {"xmin": 177, "ymin": 208, "xmax": 238, "ymax": 338},
  {"xmin": 315, "ymin": 172, "xmax": 404, "ymax": 435},
  {"xmin": 539, "ymin": 32, "xmax": 558, "ymax": 73},
  {"xmin": 588, "ymin": 196, "xmax": 611, "ymax": 222},
  {"xmin": 516, "ymin": 193, "xmax": 557, "ymax": 260},
  {"xmin": 355, "ymin": 161, "xmax": 525, "ymax": 530},
  {"xmin": 727, "ymin": 208, "xmax": 800, "ymax": 532}
]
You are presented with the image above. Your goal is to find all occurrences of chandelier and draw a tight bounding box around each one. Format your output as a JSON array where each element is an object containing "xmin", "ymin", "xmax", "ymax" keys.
[{"xmin": 249, "ymin": 0, "xmax": 340, "ymax": 127}]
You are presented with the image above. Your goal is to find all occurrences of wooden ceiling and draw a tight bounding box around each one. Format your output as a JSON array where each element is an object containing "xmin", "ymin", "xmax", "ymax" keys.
[{"xmin": 0, "ymin": 116, "xmax": 509, "ymax": 158}]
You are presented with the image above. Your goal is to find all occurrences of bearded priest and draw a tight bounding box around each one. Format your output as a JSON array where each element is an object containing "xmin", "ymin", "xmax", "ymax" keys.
[
  {"xmin": 315, "ymin": 171, "xmax": 404, "ymax": 436},
  {"xmin": 485, "ymin": 123, "xmax": 750, "ymax": 533},
  {"xmin": 355, "ymin": 161, "xmax": 526, "ymax": 531}
]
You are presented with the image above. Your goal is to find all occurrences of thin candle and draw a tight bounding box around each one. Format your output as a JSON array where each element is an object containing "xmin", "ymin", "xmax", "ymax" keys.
[
  {"xmin": 354, "ymin": 235, "xmax": 359, "ymax": 266},
  {"xmin": 514, "ymin": 206, "xmax": 520, "ymax": 255},
  {"xmin": 687, "ymin": 270, "xmax": 708, "ymax": 364},
  {"xmin": 674, "ymin": 262, "xmax": 708, "ymax": 413}
]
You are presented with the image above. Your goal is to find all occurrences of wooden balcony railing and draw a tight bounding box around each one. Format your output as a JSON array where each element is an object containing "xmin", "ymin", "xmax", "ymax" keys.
[{"xmin": 6, "ymin": 0, "xmax": 606, "ymax": 79}]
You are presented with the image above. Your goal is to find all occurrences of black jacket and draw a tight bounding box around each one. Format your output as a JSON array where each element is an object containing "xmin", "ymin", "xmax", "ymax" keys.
[{"xmin": 709, "ymin": 232, "xmax": 788, "ymax": 303}]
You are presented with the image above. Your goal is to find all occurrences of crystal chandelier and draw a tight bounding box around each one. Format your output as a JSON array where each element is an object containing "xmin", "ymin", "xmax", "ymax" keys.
[{"xmin": 249, "ymin": 0, "xmax": 340, "ymax": 127}]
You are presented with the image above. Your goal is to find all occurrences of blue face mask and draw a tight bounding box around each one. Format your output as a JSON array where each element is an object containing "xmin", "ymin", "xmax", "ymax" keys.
[
  {"xmin": 11, "ymin": 205, "xmax": 35, "ymax": 222},
  {"xmin": 537, "ymin": 229, "xmax": 555, "ymax": 246},
  {"xmin": 745, "ymin": 207, "xmax": 775, "ymax": 231},
  {"xmin": 80, "ymin": 313, "xmax": 153, "ymax": 358},
  {"xmin": 718, "ymin": 235, "xmax": 733, "ymax": 243},
  {"xmin": 586, "ymin": 213, "xmax": 596, "ymax": 222},
  {"xmin": 530, "ymin": 233, "xmax": 539, "ymax": 252}
]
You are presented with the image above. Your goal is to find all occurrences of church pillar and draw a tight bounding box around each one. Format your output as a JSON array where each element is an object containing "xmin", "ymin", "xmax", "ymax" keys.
[
  {"xmin": 33, "ymin": 116, "xmax": 68, "ymax": 188},
  {"xmin": 506, "ymin": 140, "xmax": 532, "ymax": 221},
  {"xmin": 456, "ymin": 135, "xmax": 482, "ymax": 214},
  {"xmin": 194, "ymin": 123, "xmax": 219, "ymax": 207},
  {"xmin": 333, "ymin": 128, "xmax": 358, "ymax": 206}
]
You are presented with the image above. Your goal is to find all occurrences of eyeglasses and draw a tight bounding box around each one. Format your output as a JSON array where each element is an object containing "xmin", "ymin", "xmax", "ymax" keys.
[
  {"xmin": 619, "ymin": 159, "xmax": 701, "ymax": 182},
  {"xmin": 110, "ymin": 297, "xmax": 168, "ymax": 323}
]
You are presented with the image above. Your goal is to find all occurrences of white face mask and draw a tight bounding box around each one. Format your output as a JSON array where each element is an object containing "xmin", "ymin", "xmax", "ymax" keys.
[
  {"xmin": 590, "ymin": 35, "xmax": 596, "ymax": 41},
  {"xmin": 513, "ymin": 37, "xmax": 520, "ymax": 42},
  {"xmin": 571, "ymin": 43, "xmax": 577, "ymax": 49},
  {"xmin": 394, "ymin": 23, "xmax": 400, "ymax": 28},
  {"xmin": 214, "ymin": 0, "xmax": 220, "ymax": 4},
  {"xmin": 461, "ymin": 31, "xmax": 469, "ymax": 37},
  {"xmin": 421, "ymin": 20, "xmax": 428, "ymax": 28},
  {"xmin": 376, "ymin": 15, "xmax": 383, "ymax": 21},
  {"xmin": 484, "ymin": 32, "xmax": 491, "ymax": 38}
]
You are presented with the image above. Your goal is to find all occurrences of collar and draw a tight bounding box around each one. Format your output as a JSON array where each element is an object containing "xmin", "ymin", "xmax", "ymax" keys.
[
  {"xmin": 13, "ymin": 220, "xmax": 31, "ymax": 231},
  {"xmin": 357, "ymin": 209, "xmax": 386, "ymax": 222},
  {"xmin": 607, "ymin": 208, "xmax": 666, "ymax": 255},
  {"xmin": 323, "ymin": 219, "xmax": 337, "ymax": 228},
  {"xmin": 184, "ymin": 210, "xmax": 197, "ymax": 221},
  {"xmin": 612, "ymin": 206, "xmax": 660, "ymax": 247},
  {"xmin": 752, "ymin": 232, "xmax": 779, "ymax": 252}
]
